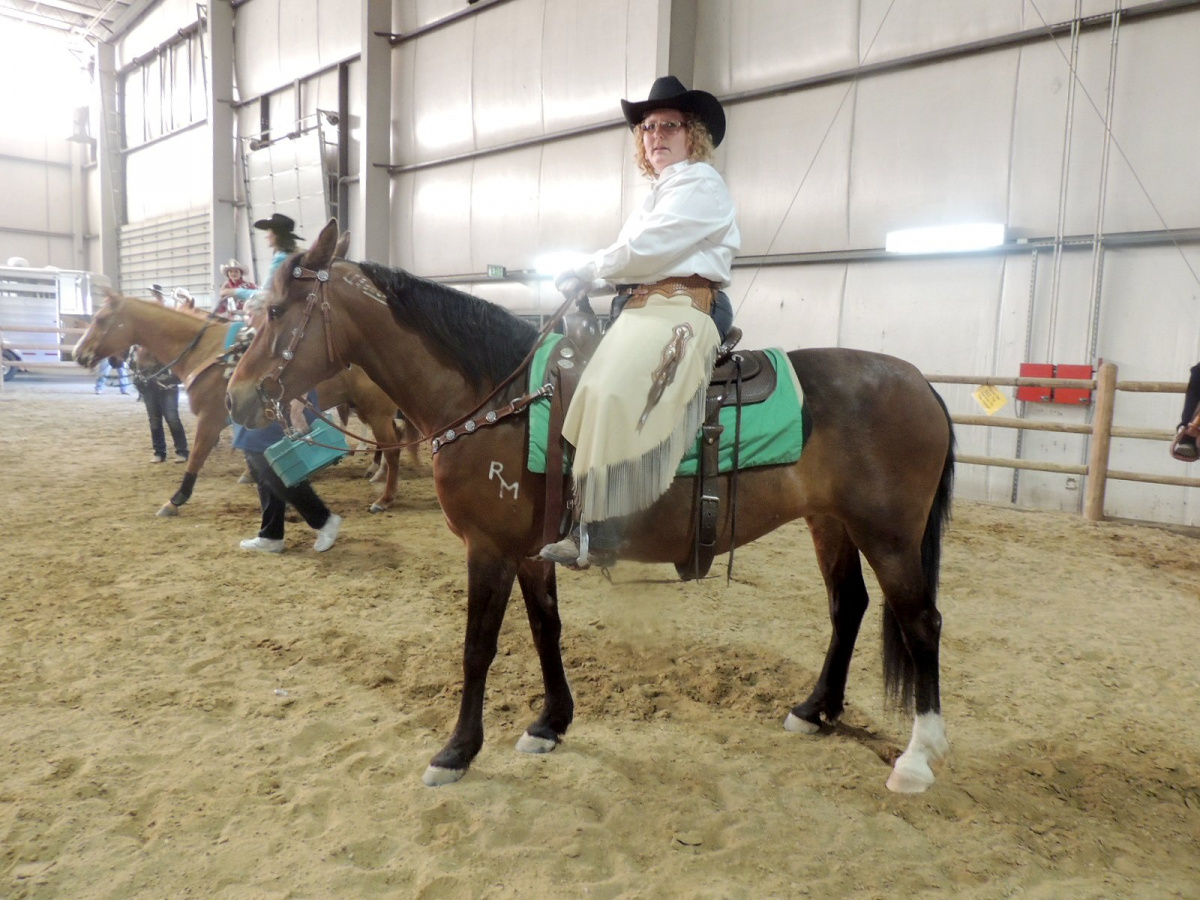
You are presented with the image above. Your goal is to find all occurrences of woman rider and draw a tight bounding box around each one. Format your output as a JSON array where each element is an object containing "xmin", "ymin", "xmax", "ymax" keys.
[{"xmin": 540, "ymin": 76, "xmax": 741, "ymax": 568}]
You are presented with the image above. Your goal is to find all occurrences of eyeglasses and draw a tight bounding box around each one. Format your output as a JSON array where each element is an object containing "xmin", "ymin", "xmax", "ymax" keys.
[{"xmin": 637, "ymin": 120, "xmax": 685, "ymax": 135}]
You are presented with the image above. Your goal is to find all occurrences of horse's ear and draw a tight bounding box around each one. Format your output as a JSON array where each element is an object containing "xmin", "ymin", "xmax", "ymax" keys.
[
  {"xmin": 302, "ymin": 219, "xmax": 340, "ymax": 271},
  {"xmin": 333, "ymin": 230, "xmax": 351, "ymax": 259}
]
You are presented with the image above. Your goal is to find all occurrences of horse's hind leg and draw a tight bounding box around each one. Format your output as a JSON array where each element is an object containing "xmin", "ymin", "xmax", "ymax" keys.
[
  {"xmin": 513, "ymin": 560, "xmax": 574, "ymax": 754},
  {"xmin": 786, "ymin": 515, "xmax": 870, "ymax": 733},
  {"xmin": 860, "ymin": 540, "xmax": 947, "ymax": 794}
]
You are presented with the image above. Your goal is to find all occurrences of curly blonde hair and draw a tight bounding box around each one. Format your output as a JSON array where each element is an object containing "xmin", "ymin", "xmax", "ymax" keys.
[{"xmin": 633, "ymin": 113, "xmax": 716, "ymax": 179}]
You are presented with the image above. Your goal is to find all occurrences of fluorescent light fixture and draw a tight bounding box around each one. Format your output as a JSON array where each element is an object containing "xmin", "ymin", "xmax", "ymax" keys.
[
  {"xmin": 885, "ymin": 223, "xmax": 1006, "ymax": 254},
  {"xmin": 533, "ymin": 251, "xmax": 590, "ymax": 277}
]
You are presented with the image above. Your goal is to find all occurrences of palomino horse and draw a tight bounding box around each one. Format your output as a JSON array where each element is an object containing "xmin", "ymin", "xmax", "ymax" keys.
[
  {"xmin": 227, "ymin": 220, "xmax": 955, "ymax": 794},
  {"xmin": 74, "ymin": 294, "xmax": 406, "ymax": 516}
]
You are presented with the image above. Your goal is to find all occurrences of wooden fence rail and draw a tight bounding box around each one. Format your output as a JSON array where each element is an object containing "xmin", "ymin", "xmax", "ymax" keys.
[{"xmin": 925, "ymin": 363, "xmax": 1200, "ymax": 520}]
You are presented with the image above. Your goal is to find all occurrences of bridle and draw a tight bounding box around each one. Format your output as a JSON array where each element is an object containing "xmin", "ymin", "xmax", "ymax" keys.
[
  {"xmin": 254, "ymin": 259, "xmax": 578, "ymax": 451},
  {"xmin": 85, "ymin": 299, "xmax": 220, "ymax": 380},
  {"xmin": 254, "ymin": 262, "xmax": 345, "ymax": 428}
]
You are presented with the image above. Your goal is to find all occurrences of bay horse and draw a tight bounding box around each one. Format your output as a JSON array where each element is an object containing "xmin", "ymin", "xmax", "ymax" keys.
[
  {"xmin": 73, "ymin": 294, "xmax": 406, "ymax": 516},
  {"xmin": 227, "ymin": 219, "xmax": 955, "ymax": 794}
]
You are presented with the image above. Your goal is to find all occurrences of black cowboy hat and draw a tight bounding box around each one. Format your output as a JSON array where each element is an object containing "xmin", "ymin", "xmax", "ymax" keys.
[
  {"xmin": 253, "ymin": 213, "xmax": 302, "ymax": 239},
  {"xmin": 620, "ymin": 75, "xmax": 726, "ymax": 147}
]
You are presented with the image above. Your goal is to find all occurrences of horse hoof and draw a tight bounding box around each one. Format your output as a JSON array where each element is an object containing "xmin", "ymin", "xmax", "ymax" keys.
[
  {"xmin": 422, "ymin": 765, "xmax": 466, "ymax": 787},
  {"xmin": 369, "ymin": 502, "xmax": 387, "ymax": 514},
  {"xmin": 237, "ymin": 473, "xmax": 254, "ymax": 484},
  {"xmin": 886, "ymin": 759, "xmax": 935, "ymax": 794},
  {"xmin": 783, "ymin": 712, "xmax": 820, "ymax": 735},
  {"xmin": 156, "ymin": 503, "xmax": 179, "ymax": 518},
  {"xmin": 515, "ymin": 731, "xmax": 558, "ymax": 755}
]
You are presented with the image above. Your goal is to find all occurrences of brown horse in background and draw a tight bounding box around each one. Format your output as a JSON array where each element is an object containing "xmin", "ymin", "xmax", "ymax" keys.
[
  {"xmin": 228, "ymin": 219, "xmax": 955, "ymax": 795},
  {"xmin": 74, "ymin": 294, "xmax": 407, "ymax": 516}
]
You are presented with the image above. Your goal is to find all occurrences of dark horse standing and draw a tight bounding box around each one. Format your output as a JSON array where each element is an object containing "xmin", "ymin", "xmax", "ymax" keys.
[{"xmin": 227, "ymin": 220, "xmax": 955, "ymax": 793}]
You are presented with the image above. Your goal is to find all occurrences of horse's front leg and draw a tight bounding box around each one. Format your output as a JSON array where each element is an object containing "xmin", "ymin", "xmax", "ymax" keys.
[
  {"xmin": 423, "ymin": 548, "xmax": 519, "ymax": 786},
  {"xmin": 513, "ymin": 559, "xmax": 573, "ymax": 754},
  {"xmin": 157, "ymin": 406, "xmax": 226, "ymax": 517}
]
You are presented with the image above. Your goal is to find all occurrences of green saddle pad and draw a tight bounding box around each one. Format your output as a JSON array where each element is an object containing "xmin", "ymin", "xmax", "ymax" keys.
[{"xmin": 526, "ymin": 334, "xmax": 804, "ymax": 475}]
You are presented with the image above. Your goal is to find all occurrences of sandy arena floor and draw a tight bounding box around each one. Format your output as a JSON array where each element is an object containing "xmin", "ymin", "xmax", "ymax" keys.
[{"xmin": 2, "ymin": 374, "xmax": 1199, "ymax": 899}]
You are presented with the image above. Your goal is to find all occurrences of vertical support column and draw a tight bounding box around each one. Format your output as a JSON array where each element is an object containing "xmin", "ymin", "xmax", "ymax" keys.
[
  {"xmin": 655, "ymin": 0, "xmax": 697, "ymax": 82},
  {"xmin": 208, "ymin": 0, "xmax": 237, "ymax": 299},
  {"xmin": 357, "ymin": 0, "xmax": 392, "ymax": 263},
  {"xmin": 1084, "ymin": 361, "xmax": 1117, "ymax": 522},
  {"xmin": 93, "ymin": 41, "xmax": 121, "ymax": 285}
]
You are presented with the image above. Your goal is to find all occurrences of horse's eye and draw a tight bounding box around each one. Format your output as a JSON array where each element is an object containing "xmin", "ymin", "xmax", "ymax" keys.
[{"xmin": 267, "ymin": 306, "xmax": 282, "ymax": 321}]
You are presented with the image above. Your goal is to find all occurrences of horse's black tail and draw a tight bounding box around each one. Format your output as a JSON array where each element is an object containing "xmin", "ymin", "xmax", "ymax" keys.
[{"xmin": 882, "ymin": 386, "xmax": 955, "ymax": 713}]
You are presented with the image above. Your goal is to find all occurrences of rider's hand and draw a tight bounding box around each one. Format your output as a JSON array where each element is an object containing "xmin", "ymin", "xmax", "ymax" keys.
[
  {"xmin": 288, "ymin": 398, "xmax": 310, "ymax": 434},
  {"xmin": 555, "ymin": 271, "xmax": 587, "ymax": 300}
]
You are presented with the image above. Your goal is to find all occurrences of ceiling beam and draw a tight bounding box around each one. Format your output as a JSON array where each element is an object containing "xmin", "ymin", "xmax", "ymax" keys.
[
  {"xmin": 0, "ymin": 6, "xmax": 75, "ymax": 30},
  {"xmin": 22, "ymin": 0, "xmax": 112, "ymax": 18}
]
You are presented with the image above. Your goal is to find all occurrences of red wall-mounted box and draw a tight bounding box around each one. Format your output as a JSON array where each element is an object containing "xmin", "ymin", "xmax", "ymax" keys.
[
  {"xmin": 1053, "ymin": 364, "xmax": 1094, "ymax": 405},
  {"xmin": 1016, "ymin": 363, "xmax": 1095, "ymax": 404},
  {"xmin": 1017, "ymin": 363, "xmax": 1055, "ymax": 402}
]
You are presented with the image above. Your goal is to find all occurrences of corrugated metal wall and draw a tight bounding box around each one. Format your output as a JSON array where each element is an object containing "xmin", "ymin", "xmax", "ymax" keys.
[{"xmin": 383, "ymin": 0, "xmax": 1200, "ymax": 525}]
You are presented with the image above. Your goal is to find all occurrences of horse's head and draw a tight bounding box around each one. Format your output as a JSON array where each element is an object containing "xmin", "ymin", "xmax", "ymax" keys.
[
  {"xmin": 226, "ymin": 219, "xmax": 353, "ymax": 428},
  {"xmin": 73, "ymin": 291, "xmax": 132, "ymax": 368}
]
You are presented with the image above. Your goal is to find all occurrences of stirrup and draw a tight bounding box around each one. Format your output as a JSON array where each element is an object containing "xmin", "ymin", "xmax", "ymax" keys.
[{"xmin": 1170, "ymin": 427, "xmax": 1198, "ymax": 462}]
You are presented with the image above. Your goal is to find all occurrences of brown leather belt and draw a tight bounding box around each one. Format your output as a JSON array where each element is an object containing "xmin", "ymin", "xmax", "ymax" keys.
[{"xmin": 623, "ymin": 275, "xmax": 717, "ymax": 316}]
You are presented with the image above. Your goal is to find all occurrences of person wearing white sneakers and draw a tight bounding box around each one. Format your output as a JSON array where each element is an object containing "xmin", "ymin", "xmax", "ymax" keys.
[{"xmin": 232, "ymin": 292, "xmax": 342, "ymax": 553}]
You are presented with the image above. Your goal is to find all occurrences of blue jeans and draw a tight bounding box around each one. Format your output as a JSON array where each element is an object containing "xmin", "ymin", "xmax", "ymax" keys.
[
  {"xmin": 143, "ymin": 382, "xmax": 188, "ymax": 459},
  {"xmin": 95, "ymin": 359, "xmax": 130, "ymax": 393}
]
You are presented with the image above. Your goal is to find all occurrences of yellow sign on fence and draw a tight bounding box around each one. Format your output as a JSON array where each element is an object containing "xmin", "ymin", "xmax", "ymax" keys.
[{"xmin": 972, "ymin": 384, "xmax": 1008, "ymax": 416}]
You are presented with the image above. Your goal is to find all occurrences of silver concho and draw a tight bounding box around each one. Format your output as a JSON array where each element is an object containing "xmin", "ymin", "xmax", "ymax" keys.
[
  {"xmin": 445, "ymin": 429, "xmax": 456, "ymax": 441},
  {"xmin": 317, "ymin": 270, "xmax": 329, "ymax": 282},
  {"xmin": 282, "ymin": 350, "xmax": 294, "ymax": 360},
  {"xmin": 560, "ymin": 347, "xmax": 575, "ymax": 359},
  {"xmin": 559, "ymin": 359, "xmax": 575, "ymax": 369},
  {"xmin": 464, "ymin": 420, "xmax": 476, "ymax": 433},
  {"xmin": 485, "ymin": 411, "xmax": 498, "ymax": 423},
  {"xmin": 292, "ymin": 266, "xmax": 303, "ymax": 277}
]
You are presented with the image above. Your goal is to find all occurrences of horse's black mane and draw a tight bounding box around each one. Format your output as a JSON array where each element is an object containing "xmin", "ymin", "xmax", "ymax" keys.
[{"xmin": 356, "ymin": 261, "xmax": 540, "ymax": 387}]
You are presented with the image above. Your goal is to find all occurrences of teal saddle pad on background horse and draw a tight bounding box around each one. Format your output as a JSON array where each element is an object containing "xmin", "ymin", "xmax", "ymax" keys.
[{"xmin": 526, "ymin": 334, "xmax": 804, "ymax": 476}]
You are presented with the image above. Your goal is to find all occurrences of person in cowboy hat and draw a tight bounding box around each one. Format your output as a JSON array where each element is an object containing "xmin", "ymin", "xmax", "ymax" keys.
[
  {"xmin": 222, "ymin": 213, "xmax": 305, "ymax": 315},
  {"xmin": 149, "ymin": 283, "xmax": 166, "ymax": 304},
  {"xmin": 216, "ymin": 258, "xmax": 257, "ymax": 317},
  {"xmin": 540, "ymin": 75, "xmax": 741, "ymax": 569}
]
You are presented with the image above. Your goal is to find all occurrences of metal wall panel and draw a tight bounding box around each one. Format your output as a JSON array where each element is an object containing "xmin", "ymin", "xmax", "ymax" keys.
[
  {"xmin": 125, "ymin": 129, "xmax": 212, "ymax": 221},
  {"xmin": 542, "ymin": 0, "xmax": 636, "ymax": 132},
  {"xmin": 723, "ymin": 87, "xmax": 853, "ymax": 255},
  {"xmin": 472, "ymin": 1, "xmax": 545, "ymax": 148},
  {"xmin": 234, "ymin": 0, "xmax": 360, "ymax": 101},
  {"xmin": 470, "ymin": 147, "xmax": 541, "ymax": 274},
  {"xmin": 400, "ymin": 21, "xmax": 476, "ymax": 162},
  {"xmin": 1103, "ymin": 11, "xmax": 1200, "ymax": 233},
  {"xmin": 537, "ymin": 130, "xmax": 630, "ymax": 268},
  {"xmin": 404, "ymin": 161, "xmax": 474, "ymax": 274},
  {"xmin": 695, "ymin": 0, "xmax": 860, "ymax": 95},
  {"xmin": 860, "ymin": 0, "xmax": 1024, "ymax": 64},
  {"xmin": 848, "ymin": 53, "xmax": 1017, "ymax": 248},
  {"xmin": 397, "ymin": 0, "xmax": 468, "ymax": 33},
  {"xmin": 728, "ymin": 263, "xmax": 848, "ymax": 350}
]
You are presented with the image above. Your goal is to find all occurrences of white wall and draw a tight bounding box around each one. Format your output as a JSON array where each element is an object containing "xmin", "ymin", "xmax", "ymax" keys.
[{"xmin": 384, "ymin": 0, "xmax": 1200, "ymax": 525}]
